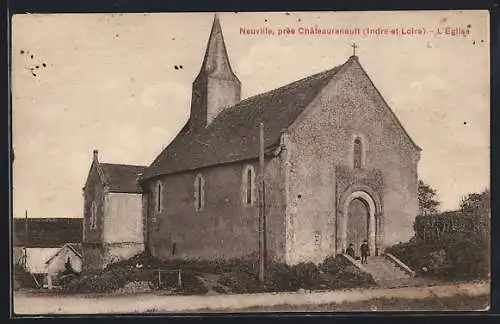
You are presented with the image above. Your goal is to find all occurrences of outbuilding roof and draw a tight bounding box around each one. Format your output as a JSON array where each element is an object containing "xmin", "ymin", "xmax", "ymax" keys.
[
  {"xmin": 100, "ymin": 163, "xmax": 145, "ymax": 193},
  {"xmin": 45, "ymin": 243, "xmax": 83, "ymax": 265},
  {"xmin": 13, "ymin": 218, "xmax": 82, "ymax": 248}
]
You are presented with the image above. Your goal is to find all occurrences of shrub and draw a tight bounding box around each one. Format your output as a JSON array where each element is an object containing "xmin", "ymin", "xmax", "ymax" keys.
[
  {"xmin": 440, "ymin": 231, "xmax": 489, "ymax": 280},
  {"xmin": 61, "ymin": 264, "xmax": 210, "ymax": 295},
  {"xmin": 109, "ymin": 253, "xmax": 258, "ymax": 275},
  {"xmin": 385, "ymin": 240, "xmax": 435, "ymax": 273},
  {"xmin": 62, "ymin": 268, "xmax": 131, "ymax": 293},
  {"xmin": 218, "ymin": 268, "xmax": 263, "ymax": 294},
  {"xmin": 385, "ymin": 228, "xmax": 489, "ymax": 281},
  {"xmin": 218, "ymin": 261, "xmax": 300, "ymax": 293},
  {"xmin": 263, "ymin": 262, "xmax": 299, "ymax": 292},
  {"xmin": 291, "ymin": 262, "xmax": 322, "ymax": 289},
  {"xmin": 321, "ymin": 255, "xmax": 350, "ymax": 274},
  {"xmin": 218, "ymin": 256, "xmax": 376, "ymax": 294},
  {"xmin": 320, "ymin": 255, "xmax": 376, "ymax": 289},
  {"xmin": 413, "ymin": 211, "xmax": 488, "ymax": 243}
]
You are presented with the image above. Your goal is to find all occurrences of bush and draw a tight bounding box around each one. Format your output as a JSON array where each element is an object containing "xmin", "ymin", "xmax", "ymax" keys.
[
  {"xmin": 218, "ymin": 256, "xmax": 376, "ymax": 293},
  {"xmin": 218, "ymin": 268, "xmax": 263, "ymax": 294},
  {"xmin": 263, "ymin": 262, "xmax": 300, "ymax": 292},
  {"xmin": 70, "ymin": 254, "xmax": 377, "ymax": 295},
  {"xmin": 217, "ymin": 261, "xmax": 298, "ymax": 294},
  {"xmin": 385, "ymin": 230, "xmax": 489, "ymax": 281},
  {"xmin": 292, "ymin": 262, "xmax": 322, "ymax": 289},
  {"xmin": 413, "ymin": 211, "xmax": 488, "ymax": 243},
  {"xmin": 321, "ymin": 255, "xmax": 350, "ymax": 274},
  {"xmin": 62, "ymin": 268, "xmax": 131, "ymax": 293},
  {"xmin": 58, "ymin": 273, "xmax": 80, "ymax": 287},
  {"xmin": 61, "ymin": 263, "xmax": 210, "ymax": 295},
  {"xmin": 321, "ymin": 255, "xmax": 376, "ymax": 289},
  {"xmin": 109, "ymin": 253, "xmax": 259, "ymax": 275}
]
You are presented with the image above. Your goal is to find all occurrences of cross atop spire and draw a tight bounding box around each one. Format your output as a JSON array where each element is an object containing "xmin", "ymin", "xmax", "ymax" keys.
[{"xmin": 351, "ymin": 43, "xmax": 359, "ymax": 57}]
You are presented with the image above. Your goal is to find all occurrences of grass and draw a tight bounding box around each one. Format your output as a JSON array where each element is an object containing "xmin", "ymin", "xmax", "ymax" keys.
[{"xmin": 166, "ymin": 294, "xmax": 489, "ymax": 313}]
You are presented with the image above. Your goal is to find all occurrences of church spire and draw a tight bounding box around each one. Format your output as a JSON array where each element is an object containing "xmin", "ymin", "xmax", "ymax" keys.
[
  {"xmin": 189, "ymin": 14, "xmax": 241, "ymax": 132},
  {"xmin": 199, "ymin": 13, "xmax": 234, "ymax": 76}
]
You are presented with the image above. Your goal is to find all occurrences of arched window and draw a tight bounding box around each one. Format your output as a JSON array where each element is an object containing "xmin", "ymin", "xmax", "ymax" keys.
[
  {"xmin": 156, "ymin": 180, "xmax": 162, "ymax": 213},
  {"xmin": 90, "ymin": 201, "xmax": 97, "ymax": 229},
  {"xmin": 242, "ymin": 165, "xmax": 255, "ymax": 206},
  {"xmin": 194, "ymin": 173, "xmax": 205, "ymax": 212},
  {"xmin": 353, "ymin": 137, "xmax": 363, "ymax": 169}
]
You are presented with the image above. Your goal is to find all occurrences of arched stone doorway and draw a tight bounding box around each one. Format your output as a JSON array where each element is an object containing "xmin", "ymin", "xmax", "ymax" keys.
[
  {"xmin": 346, "ymin": 198, "xmax": 369, "ymax": 252},
  {"xmin": 340, "ymin": 190, "xmax": 377, "ymax": 255}
]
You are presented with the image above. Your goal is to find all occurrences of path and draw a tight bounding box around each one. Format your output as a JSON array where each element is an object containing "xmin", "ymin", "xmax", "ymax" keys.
[{"xmin": 14, "ymin": 282, "xmax": 489, "ymax": 315}]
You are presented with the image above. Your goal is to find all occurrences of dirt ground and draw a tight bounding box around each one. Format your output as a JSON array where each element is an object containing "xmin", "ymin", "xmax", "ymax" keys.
[
  {"xmin": 13, "ymin": 281, "xmax": 489, "ymax": 315},
  {"xmin": 185, "ymin": 294, "xmax": 489, "ymax": 312}
]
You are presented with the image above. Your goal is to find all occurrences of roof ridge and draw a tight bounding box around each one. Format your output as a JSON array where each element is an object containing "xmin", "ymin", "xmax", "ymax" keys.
[
  {"xmin": 237, "ymin": 65, "xmax": 342, "ymax": 107},
  {"xmin": 208, "ymin": 64, "xmax": 345, "ymax": 127},
  {"xmin": 100, "ymin": 163, "xmax": 147, "ymax": 168}
]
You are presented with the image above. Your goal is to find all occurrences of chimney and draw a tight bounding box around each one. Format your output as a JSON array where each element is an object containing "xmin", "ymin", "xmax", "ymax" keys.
[{"xmin": 93, "ymin": 149, "xmax": 99, "ymax": 162}]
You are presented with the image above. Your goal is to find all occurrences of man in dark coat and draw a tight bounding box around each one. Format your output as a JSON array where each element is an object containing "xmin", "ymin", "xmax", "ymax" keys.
[
  {"xmin": 360, "ymin": 240, "xmax": 370, "ymax": 264},
  {"xmin": 345, "ymin": 243, "xmax": 355, "ymax": 259}
]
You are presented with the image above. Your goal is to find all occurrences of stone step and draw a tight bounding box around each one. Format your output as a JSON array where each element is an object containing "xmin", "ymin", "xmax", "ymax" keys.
[
  {"xmin": 360, "ymin": 257, "xmax": 412, "ymax": 282},
  {"xmin": 342, "ymin": 254, "xmax": 416, "ymax": 288}
]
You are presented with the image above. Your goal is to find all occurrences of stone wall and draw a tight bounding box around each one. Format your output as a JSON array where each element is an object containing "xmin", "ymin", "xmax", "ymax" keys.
[
  {"xmin": 83, "ymin": 163, "xmax": 105, "ymax": 244},
  {"xmin": 82, "ymin": 163, "xmax": 105, "ymax": 271},
  {"xmin": 285, "ymin": 57, "xmax": 419, "ymax": 263},
  {"xmin": 146, "ymin": 159, "xmax": 286, "ymax": 262},
  {"xmin": 82, "ymin": 243, "xmax": 102, "ymax": 271},
  {"xmin": 102, "ymin": 243, "xmax": 144, "ymax": 268},
  {"xmin": 103, "ymin": 193, "xmax": 144, "ymax": 245}
]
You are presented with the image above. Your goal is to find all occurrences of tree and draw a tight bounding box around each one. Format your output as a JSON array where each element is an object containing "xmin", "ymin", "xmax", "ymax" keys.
[
  {"xmin": 418, "ymin": 179, "xmax": 440, "ymax": 216},
  {"xmin": 459, "ymin": 188, "xmax": 490, "ymax": 215}
]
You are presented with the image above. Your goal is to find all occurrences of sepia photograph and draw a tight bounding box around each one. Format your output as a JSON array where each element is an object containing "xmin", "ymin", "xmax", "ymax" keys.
[{"xmin": 11, "ymin": 10, "xmax": 490, "ymax": 314}]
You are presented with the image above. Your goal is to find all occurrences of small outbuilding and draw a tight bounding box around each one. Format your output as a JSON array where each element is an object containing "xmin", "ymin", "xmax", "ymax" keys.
[{"xmin": 45, "ymin": 243, "xmax": 83, "ymax": 288}]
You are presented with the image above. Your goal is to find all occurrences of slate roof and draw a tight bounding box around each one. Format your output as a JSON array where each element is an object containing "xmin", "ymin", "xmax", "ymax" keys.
[
  {"xmin": 13, "ymin": 218, "xmax": 83, "ymax": 248},
  {"xmin": 142, "ymin": 62, "xmax": 347, "ymax": 180},
  {"xmin": 100, "ymin": 163, "xmax": 146, "ymax": 193}
]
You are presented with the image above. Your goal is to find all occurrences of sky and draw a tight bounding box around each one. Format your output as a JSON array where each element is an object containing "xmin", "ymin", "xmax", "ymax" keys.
[{"xmin": 11, "ymin": 11, "xmax": 490, "ymax": 218}]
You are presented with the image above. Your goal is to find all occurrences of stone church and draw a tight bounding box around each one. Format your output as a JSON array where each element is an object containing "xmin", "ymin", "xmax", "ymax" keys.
[{"xmin": 83, "ymin": 14, "xmax": 420, "ymax": 268}]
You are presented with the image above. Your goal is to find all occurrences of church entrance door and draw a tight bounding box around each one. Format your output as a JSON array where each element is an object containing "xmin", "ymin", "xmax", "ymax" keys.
[
  {"xmin": 346, "ymin": 198, "xmax": 369, "ymax": 256},
  {"xmin": 339, "ymin": 190, "xmax": 377, "ymax": 255}
]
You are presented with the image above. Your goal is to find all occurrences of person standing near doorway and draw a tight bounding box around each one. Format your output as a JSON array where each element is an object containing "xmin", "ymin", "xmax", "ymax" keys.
[
  {"xmin": 360, "ymin": 239, "xmax": 370, "ymax": 264},
  {"xmin": 345, "ymin": 243, "xmax": 355, "ymax": 259}
]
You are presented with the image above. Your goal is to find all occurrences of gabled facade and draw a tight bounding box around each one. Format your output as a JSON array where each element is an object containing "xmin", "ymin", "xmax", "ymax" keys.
[
  {"xmin": 82, "ymin": 150, "xmax": 146, "ymax": 270},
  {"xmin": 282, "ymin": 56, "xmax": 421, "ymax": 264},
  {"xmin": 45, "ymin": 243, "xmax": 83, "ymax": 288}
]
